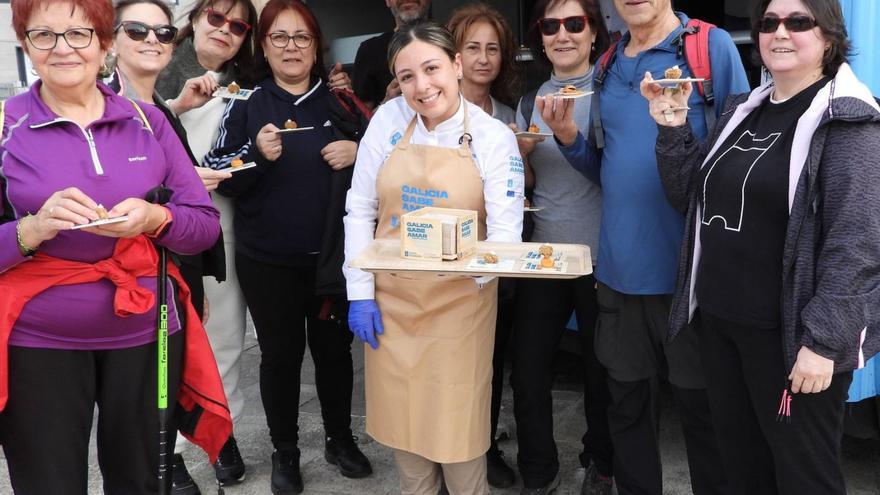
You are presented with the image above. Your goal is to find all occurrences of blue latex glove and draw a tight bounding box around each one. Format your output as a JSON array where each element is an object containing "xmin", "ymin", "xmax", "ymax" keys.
[{"xmin": 348, "ymin": 300, "xmax": 384, "ymax": 349}]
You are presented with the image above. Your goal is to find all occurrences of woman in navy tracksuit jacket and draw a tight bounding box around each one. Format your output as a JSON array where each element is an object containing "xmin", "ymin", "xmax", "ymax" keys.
[{"xmin": 203, "ymin": 0, "xmax": 372, "ymax": 489}]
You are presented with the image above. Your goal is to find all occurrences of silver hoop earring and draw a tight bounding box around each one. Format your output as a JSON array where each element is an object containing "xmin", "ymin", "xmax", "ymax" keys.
[{"xmin": 30, "ymin": 68, "xmax": 38, "ymax": 76}]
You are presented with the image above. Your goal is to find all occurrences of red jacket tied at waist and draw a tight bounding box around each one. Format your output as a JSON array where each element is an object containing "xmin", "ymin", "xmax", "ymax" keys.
[{"xmin": 0, "ymin": 235, "xmax": 232, "ymax": 462}]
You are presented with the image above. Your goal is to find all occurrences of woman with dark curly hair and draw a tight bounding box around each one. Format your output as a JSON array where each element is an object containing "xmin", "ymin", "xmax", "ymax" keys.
[
  {"xmin": 642, "ymin": 0, "xmax": 880, "ymax": 493},
  {"xmin": 508, "ymin": 0, "xmax": 613, "ymax": 493}
]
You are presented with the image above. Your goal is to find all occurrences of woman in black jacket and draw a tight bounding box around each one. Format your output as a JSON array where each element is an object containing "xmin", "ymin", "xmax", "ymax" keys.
[
  {"xmin": 204, "ymin": 1, "xmax": 372, "ymax": 493},
  {"xmin": 106, "ymin": 1, "xmax": 231, "ymax": 492}
]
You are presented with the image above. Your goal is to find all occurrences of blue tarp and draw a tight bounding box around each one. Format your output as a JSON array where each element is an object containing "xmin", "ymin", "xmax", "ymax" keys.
[{"xmin": 840, "ymin": 0, "xmax": 880, "ymax": 402}]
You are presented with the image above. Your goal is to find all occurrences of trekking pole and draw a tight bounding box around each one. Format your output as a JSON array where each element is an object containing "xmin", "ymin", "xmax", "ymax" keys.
[
  {"xmin": 156, "ymin": 242, "xmax": 171, "ymax": 495},
  {"xmin": 145, "ymin": 185, "xmax": 173, "ymax": 495}
]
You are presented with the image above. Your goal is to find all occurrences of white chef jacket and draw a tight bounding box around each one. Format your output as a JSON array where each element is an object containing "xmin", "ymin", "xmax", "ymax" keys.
[{"xmin": 344, "ymin": 95, "xmax": 525, "ymax": 300}]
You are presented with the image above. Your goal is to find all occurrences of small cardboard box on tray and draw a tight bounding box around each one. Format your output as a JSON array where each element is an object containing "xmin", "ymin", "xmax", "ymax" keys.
[{"xmin": 400, "ymin": 207, "xmax": 478, "ymax": 260}]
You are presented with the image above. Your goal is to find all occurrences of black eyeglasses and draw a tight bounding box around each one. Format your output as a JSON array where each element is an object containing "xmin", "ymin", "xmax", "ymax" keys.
[
  {"xmin": 205, "ymin": 8, "xmax": 251, "ymax": 37},
  {"xmin": 115, "ymin": 21, "xmax": 178, "ymax": 44},
  {"xmin": 537, "ymin": 16, "xmax": 589, "ymax": 36},
  {"xmin": 25, "ymin": 28, "xmax": 95, "ymax": 50},
  {"xmin": 757, "ymin": 15, "xmax": 817, "ymax": 33},
  {"xmin": 267, "ymin": 31, "xmax": 314, "ymax": 49}
]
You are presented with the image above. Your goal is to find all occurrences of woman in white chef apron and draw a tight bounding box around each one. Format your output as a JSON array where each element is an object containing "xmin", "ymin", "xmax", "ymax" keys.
[{"xmin": 343, "ymin": 21, "xmax": 524, "ymax": 495}]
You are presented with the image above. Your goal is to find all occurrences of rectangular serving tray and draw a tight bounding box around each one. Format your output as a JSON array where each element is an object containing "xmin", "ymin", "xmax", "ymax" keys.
[{"xmin": 350, "ymin": 239, "xmax": 592, "ymax": 279}]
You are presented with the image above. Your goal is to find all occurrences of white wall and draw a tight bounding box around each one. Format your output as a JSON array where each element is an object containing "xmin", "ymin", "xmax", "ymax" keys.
[{"xmin": 0, "ymin": 4, "xmax": 22, "ymax": 86}]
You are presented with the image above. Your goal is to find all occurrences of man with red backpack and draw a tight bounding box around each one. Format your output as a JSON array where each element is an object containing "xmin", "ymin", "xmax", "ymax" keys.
[{"xmin": 539, "ymin": 0, "xmax": 749, "ymax": 494}]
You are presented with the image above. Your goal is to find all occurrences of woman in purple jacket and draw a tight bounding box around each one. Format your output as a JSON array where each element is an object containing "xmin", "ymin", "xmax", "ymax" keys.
[{"xmin": 0, "ymin": 0, "xmax": 220, "ymax": 493}]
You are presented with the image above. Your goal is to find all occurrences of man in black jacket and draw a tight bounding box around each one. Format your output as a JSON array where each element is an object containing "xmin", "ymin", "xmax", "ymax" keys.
[{"xmin": 352, "ymin": 0, "xmax": 431, "ymax": 109}]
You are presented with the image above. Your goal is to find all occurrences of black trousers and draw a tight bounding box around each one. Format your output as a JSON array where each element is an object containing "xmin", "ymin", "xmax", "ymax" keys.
[
  {"xmin": 700, "ymin": 312, "xmax": 852, "ymax": 495},
  {"xmin": 236, "ymin": 252, "xmax": 354, "ymax": 449},
  {"xmin": 0, "ymin": 333, "xmax": 184, "ymax": 495},
  {"xmin": 606, "ymin": 378, "xmax": 726, "ymax": 495},
  {"xmin": 595, "ymin": 285, "xmax": 727, "ymax": 495},
  {"xmin": 510, "ymin": 275, "xmax": 613, "ymax": 488},
  {"xmin": 490, "ymin": 278, "xmax": 516, "ymax": 448}
]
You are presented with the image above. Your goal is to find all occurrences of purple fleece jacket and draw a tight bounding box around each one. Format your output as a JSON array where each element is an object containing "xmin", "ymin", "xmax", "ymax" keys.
[{"xmin": 0, "ymin": 81, "xmax": 220, "ymax": 350}]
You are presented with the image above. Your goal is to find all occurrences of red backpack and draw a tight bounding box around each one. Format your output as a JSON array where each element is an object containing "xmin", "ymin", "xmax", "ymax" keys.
[{"xmin": 591, "ymin": 19, "xmax": 717, "ymax": 149}]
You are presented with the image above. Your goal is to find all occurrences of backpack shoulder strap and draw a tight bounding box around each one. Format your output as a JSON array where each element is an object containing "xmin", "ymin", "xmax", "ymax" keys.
[
  {"xmin": 594, "ymin": 41, "xmax": 619, "ymax": 90},
  {"xmin": 518, "ymin": 88, "xmax": 539, "ymax": 126},
  {"xmin": 591, "ymin": 42, "xmax": 619, "ymax": 150},
  {"xmin": 127, "ymin": 98, "xmax": 154, "ymax": 134},
  {"xmin": 682, "ymin": 19, "xmax": 717, "ymax": 130}
]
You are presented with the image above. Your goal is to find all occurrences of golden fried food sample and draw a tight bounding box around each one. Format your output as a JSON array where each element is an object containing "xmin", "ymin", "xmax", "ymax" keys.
[
  {"xmin": 540, "ymin": 256, "xmax": 555, "ymax": 268},
  {"xmin": 95, "ymin": 204, "xmax": 108, "ymax": 220},
  {"xmin": 284, "ymin": 119, "xmax": 298, "ymax": 129},
  {"xmin": 538, "ymin": 243, "xmax": 553, "ymax": 257},
  {"xmin": 664, "ymin": 65, "xmax": 682, "ymax": 80},
  {"xmin": 227, "ymin": 81, "xmax": 241, "ymax": 94},
  {"xmin": 560, "ymin": 84, "xmax": 580, "ymax": 95},
  {"xmin": 230, "ymin": 157, "xmax": 244, "ymax": 168},
  {"xmin": 483, "ymin": 251, "xmax": 499, "ymax": 264},
  {"xmin": 528, "ymin": 123, "xmax": 540, "ymax": 133}
]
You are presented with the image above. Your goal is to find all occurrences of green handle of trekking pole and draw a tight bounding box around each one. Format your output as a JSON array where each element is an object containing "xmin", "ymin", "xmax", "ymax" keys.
[{"xmin": 157, "ymin": 303, "xmax": 169, "ymax": 408}]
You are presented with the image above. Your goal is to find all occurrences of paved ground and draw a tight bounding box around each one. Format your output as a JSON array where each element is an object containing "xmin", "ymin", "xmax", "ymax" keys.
[{"xmin": 2, "ymin": 326, "xmax": 879, "ymax": 494}]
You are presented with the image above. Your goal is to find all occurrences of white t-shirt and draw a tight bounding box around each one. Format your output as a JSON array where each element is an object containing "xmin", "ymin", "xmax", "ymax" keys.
[{"xmin": 343, "ymin": 95, "xmax": 524, "ymax": 299}]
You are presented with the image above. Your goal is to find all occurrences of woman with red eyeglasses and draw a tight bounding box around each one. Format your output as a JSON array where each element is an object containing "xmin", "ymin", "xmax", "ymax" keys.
[
  {"xmin": 154, "ymin": 0, "xmax": 259, "ymax": 492},
  {"xmin": 642, "ymin": 0, "xmax": 880, "ymax": 493},
  {"xmin": 507, "ymin": 0, "xmax": 613, "ymax": 493}
]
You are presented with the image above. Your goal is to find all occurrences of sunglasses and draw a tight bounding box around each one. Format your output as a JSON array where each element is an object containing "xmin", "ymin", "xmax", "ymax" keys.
[
  {"xmin": 757, "ymin": 15, "xmax": 817, "ymax": 33},
  {"xmin": 115, "ymin": 21, "xmax": 178, "ymax": 44},
  {"xmin": 537, "ymin": 16, "xmax": 589, "ymax": 36},
  {"xmin": 205, "ymin": 8, "xmax": 251, "ymax": 37}
]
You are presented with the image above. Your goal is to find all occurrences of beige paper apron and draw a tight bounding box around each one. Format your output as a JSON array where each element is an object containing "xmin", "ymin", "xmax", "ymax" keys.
[{"xmin": 367, "ymin": 111, "xmax": 498, "ymax": 463}]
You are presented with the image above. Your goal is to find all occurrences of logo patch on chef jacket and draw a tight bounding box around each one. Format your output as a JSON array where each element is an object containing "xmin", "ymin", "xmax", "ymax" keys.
[
  {"xmin": 390, "ymin": 131, "xmax": 402, "ymax": 145},
  {"xmin": 509, "ymin": 155, "xmax": 525, "ymax": 175}
]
